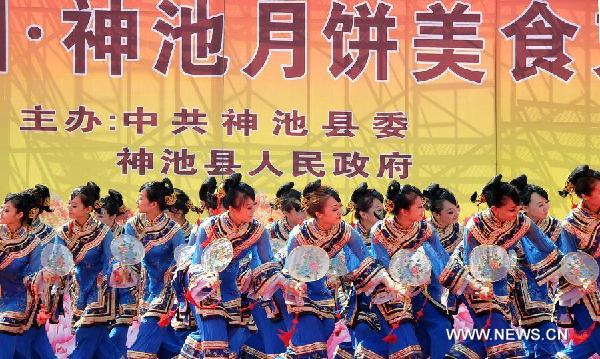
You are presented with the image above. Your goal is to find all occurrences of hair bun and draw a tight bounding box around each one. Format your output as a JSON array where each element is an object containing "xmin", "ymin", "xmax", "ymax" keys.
[
  {"xmin": 223, "ymin": 173, "xmax": 242, "ymax": 193},
  {"xmin": 276, "ymin": 182, "xmax": 295, "ymax": 199},
  {"xmin": 509, "ymin": 174, "xmax": 528, "ymax": 192},
  {"xmin": 303, "ymin": 180, "xmax": 322, "ymax": 197},
  {"xmin": 470, "ymin": 191, "xmax": 478, "ymax": 203},
  {"xmin": 422, "ymin": 183, "xmax": 441, "ymax": 200},
  {"xmin": 350, "ymin": 182, "xmax": 369, "ymax": 203},
  {"xmin": 386, "ymin": 180, "xmax": 400, "ymax": 199}
]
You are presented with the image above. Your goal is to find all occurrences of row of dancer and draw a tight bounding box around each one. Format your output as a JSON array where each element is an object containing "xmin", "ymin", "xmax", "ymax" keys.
[{"xmin": 0, "ymin": 165, "xmax": 598, "ymax": 358}]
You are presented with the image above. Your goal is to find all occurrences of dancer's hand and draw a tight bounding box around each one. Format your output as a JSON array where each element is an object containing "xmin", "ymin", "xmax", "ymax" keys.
[
  {"xmin": 469, "ymin": 280, "xmax": 493, "ymax": 300},
  {"xmin": 284, "ymin": 278, "xmax": 306, "ymax": 299},
  {"xmin": 581, "ymin": 281, "xmax": 597, "ymax": 295}
]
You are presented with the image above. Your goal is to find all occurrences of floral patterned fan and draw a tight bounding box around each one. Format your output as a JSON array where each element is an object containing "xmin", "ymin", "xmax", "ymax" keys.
[
  {"xmin": 111, "ymin": 234, "xmax": 145, "ymax": 266},
  {"xmin": 388, "ymin": 247, "xmax": 432, "ymax": 287},
  {"xmin": 201, "ymin": 238, "xmax": 233, "ymax": 273},
  {"xmin": 174, "ymin": 244, "xmax": 195, "ymax": 266},
  {"xmin": 287, "ymin": 245, "xmax": 330, "ymax": 282},
  {"xmin": 560, "ymin": 251, "xmax": 599, "ymax": 288},
  {"xmin": 469, "ymin": 244, "xmax": 510, "ymax": 283},
  {"xmin": 41, "ymin": 242, "xmax": 74, "ymax": 276}
]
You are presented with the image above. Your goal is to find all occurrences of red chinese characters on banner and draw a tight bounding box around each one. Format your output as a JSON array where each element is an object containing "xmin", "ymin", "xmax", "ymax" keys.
[
  {"xmin": 293, "ymin": 151, "xmax": 325, "ymax": 177},
  {"xmin": 65, "ymin": 105, "xmax": 102, "ymax": 133},
  {"xmin": 323, "ymin": 111, "xmax": 359, "ymax": 137},
  {"xmin": 333, "ymin": 152, "xmax": 369, "ymax": 178},
  {"xmin": 116, "ymin": 147, "xmax": 153, "ymax": 175},
  {"xmin": 160, "ymin": 148, "xmax": 198, "ymax": 175},
  {"xmin": 372, "ymin": 112, "xmax": 408, "ymax": 139},
  {"xmin": 62, "ymin": 0, "xmax": 139, "ymax": 76},
  {"xmin": 248, "ymin": 151, "xmax": 284, "ymax": 177},
  {"xmin": 377, "ymin": 152, "xmax": 413, "ymax": 179},
  {"xmin": 222, "ymin": 108, "xmax": 258, "ymax": 136},
  {"xmin": 322, "ymin": 1, "xmax": 397, "ymax": 81},
  {"xmin": 123, "ymin": 107, "xmax": 158, "ymax": 135},
  {"xmin": 153, "ymin": 0, "xmax": 228, "ymax": 76},
  {"xmin": 115, "ymin": 147, "xmax": 415, "ymax": 178},
  {"xmin": 272, "ymin": 109, "xmax": 308, "ymax": 136},
  {"xmin": 172, "ymin": 108, "xmax": 208, "ymax": 135},
  {"xmin": 242, "ymin": 1, "xmax": 306, "ymax": 79},
  {"xmin": 205, "ymin": 150, "xmax": 241, "ymax": 175},
  {"xmin": 500, "ymin": 0, "xmax": 579, "ymax": 82},
  {"xmin": 20, "ymin": 105, "xmax": 58, "ymax": 132},
  {"xmin": 412, "ymin": 1, "xmax": 485, "ymax": 84},
  {"xmin": 0, "ymin": 0, "xmax": 7, "ymax": 73}
]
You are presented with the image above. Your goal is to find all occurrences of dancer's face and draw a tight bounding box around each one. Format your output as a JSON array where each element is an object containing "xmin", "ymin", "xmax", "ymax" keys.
[
  {"xmin": 523, "ymin": 193, "xmax": 549, "ymax": 222},
  {"xmin": 358, "ymin": 198, "xmax": 384, "ymax": 229},
  {"xmin": 229, "ymin": 197, "xmax": 256, "ymax": 224},
  {"xmin": 285, "ymin": 207, "xmax": 306, "ymax": 227},
  {"xmin": 433, "ymin": 200, "xmax": 460, "ymax": 228},
  {"xmin": 68, "ymin": 195, "xmax": 91, "ymax": 220},
  {"xmin": 491, "ymin": 197, "xmax": 519, "ymax": 222},
  {"xmin": 0, "ymin": 201, "xmax": 23, "ymax": 226},
  {"xmin": 315, "ymin": 196, "xmax": 342, "ymax": 228},
  {"xmin": 398, "ymin": 196, "xmax": 425, "ymax": 224},
  {"xmin": 582, "ymin": 179, "xmax": 600, "ymax": 211}
]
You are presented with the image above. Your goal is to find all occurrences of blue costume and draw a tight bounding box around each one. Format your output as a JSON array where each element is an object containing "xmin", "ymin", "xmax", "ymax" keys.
[
  {"xmin": 239, "ymin": 218, "xmax": 290, "ymax": 358},
  {"xmin": 55, "ymin": 216, "xmax": 122, "ymax": 359},
  {"xmin": 0, "ymin": 225, "xmax": 42, "ymax": 359},
  {"xmin": 169, "ymin": 220, "xmax": 198, "ymax": 355},
  {"xmin": 125, "ymin": 212, "xmax": 186, "ymax": 358},
  {"xmin": 440, "ymin": 210, "xmax": 561, "ymax": 359},
  {"xmin": 335, "ymin": 221, "xmax": 381, "ymax": 359},
  {"xmin": 509, "ymin": 217, "xmax": 564, "ymax": 358},
  {"xmin": 358, "ymin": 218, "xmax": 450, "ymax": 359},
  {"xmin": 555, "ymin": 204, "xmax": 600, "ymax": 358},
  {"xmin": 15, "ymin": 217, "xmax": 59, "ymax": 359},
  {"xmin": 107, "ymin": 222, "xmax": 141, "ymax": 357},
  {"xmin": 179, "ymin": 212, "xmax": 282, "ymax": 359},
  {"xmin": 284, "ymin": 219, "xmax": 387, "ymax": 359}
]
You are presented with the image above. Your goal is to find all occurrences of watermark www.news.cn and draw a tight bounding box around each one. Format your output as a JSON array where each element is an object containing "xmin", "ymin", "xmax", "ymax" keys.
[{"xmin": 447, "ymin": 328, "xmax": 569, "ymax": 342}]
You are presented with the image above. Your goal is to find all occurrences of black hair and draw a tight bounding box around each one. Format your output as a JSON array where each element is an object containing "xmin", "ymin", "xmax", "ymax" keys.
[
  {"xmin": 386, "ymin": 180, "xmax": 422, "ymax": 215},
  {"xmin": 27, "ymin": 184, "xmax": 53, "ymax": 213},
  {"xmin": 71, "ymin": 181, "xmax": 101, "ymax": 208},
  {"xmin": 222, "ymin": 173, "xmax": 255, "ymax": 210},
  {"xmin": 4, "ymin": 191, "xmax": 37, "ymax": 226},
  {"xmin": 171, "ymin": 188, "xmax": 198, "ymax": 215},
  {"xmin": 470, "ymin": 174, "xmax": 519, "ymax": 208},
  {"xmin": 95, "ymin": 189, "xmax": 125, "ymax": 216},
  {"xmin": 559, "ymin": 165, "xmax": 600, "ymax": 198},
  {"xmin": 348, "ymin": 182, "xmax": 384, "ymax": 219},
  {"xmin": 199, "ymin": 177, "xmax": 219, "ymax": 212},
  {"xmin": 422, "ymin": 183, "xmax": 458, "ymax": 214},
  {"xmin": 510, "ymin": 174, "xmax": 549, "ymax": 205},
  {"xmin": 275, "ymin": 182, "xmax": 302, "ymax": 212},
  {"xmin": 139, "ymin": 178, "xmax": 174, "ymax": 211}
]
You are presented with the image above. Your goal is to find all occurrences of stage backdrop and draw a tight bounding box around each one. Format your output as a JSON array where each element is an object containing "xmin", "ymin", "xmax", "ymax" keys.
[{"xmin": 1, "ymin": 0, "xmax": 599, "ymax": 218}]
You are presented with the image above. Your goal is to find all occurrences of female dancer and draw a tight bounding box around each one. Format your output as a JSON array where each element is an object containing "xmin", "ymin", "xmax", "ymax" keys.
[
  {"xmin": 94, "ymin": 189, "xmax": 136, "ymax": 357},
  {"xmin": 358, "ymin": 181, "xmax": 449, "ymax": 358},
  {"xmin": 126, "ymin": 178, "xmax": 186, "ymax": 358},
  {"xmin": 18, "ymin": 185, "xmax": 58, "ymax": 359},
  {"xmin": 440, "ymin": 175, "xmax": 561, "ymax": 359},
  {"xmin": 336, "ymin": 182, "xmax": 384, "ymax": 358},
  {"xmin": 240, "ymin": 182, "xmax": 306, "ymax": 358},
  {"xmin": 556, "ymin": 165, "xmax": 600, "ymax": 358},
  {"xmin": 0, "ymin": 191, "xmax": 42, "ymax": 359},
  {"xmin": 179, "ymin": 173, "xmax": 300, "ymax": 358},
  {"xmin": 56, "ymin": 182, "xmax": 122, "ymax": 358},
  {"xmin": 509, "ymin": 175, "xmax": 564, "ymax": 358},
  {"xmin": 284, "ymin": 180, "xmax": 402, "ymax": 358}
]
